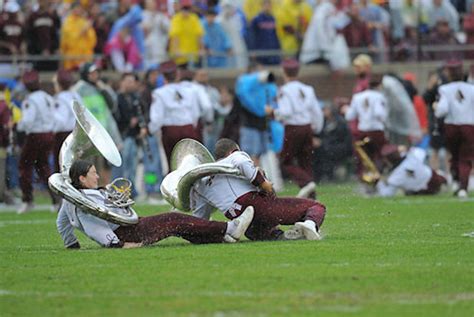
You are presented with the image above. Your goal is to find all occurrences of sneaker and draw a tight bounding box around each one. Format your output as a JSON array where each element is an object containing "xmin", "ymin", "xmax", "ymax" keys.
[
  {"xmin": 283, "ymin": 226, "xmax": 304, "ymax": 240},
  {"xmin": 224, "ymin": 206, "xmax": 255, "ymax": 242},
  {"xmin": 457, "ymin": 189, "xmax": 468, "ymax": 199},
  {"xmin": 294, "ymin": 220, "xmax": 321, "ymax": 241},
  {"xmin": 297, "ymin": 181, "xmax": 316, "ymax": 198},
  {"xmin": 17, "ymin": 202, "xmax": 34, "ymax": 214}
]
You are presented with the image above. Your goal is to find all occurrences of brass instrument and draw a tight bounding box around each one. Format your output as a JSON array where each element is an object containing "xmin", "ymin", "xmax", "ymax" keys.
[
  {"xmin": 354, "ymin": 137, "xmax": 381, "ymax": 185},
  {"xmin": 161, "ymin": 139, "xmax": 242, "ymax": 211},
  {"xmin": 48, "ymin": 100, "xmax": 139, "ymax": 225}
]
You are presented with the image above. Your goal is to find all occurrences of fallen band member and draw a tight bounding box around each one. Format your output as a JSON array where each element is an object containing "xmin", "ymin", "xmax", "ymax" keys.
[
  {"xmin": 56, "ymin": 159, "xmax": 254, "ymax": 249},
  {"xmin": 375, "ymin": 145, "xmax": 447, "ymax": 197},
  {"xmin": 189, "ymin": 138, "xmax": 327, "ymax": 241}
]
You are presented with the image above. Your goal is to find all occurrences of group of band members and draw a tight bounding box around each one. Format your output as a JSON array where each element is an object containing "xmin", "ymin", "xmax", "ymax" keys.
[{"xmin": 10, "ymin": 53, "xmax": 474, "ymax": 214}]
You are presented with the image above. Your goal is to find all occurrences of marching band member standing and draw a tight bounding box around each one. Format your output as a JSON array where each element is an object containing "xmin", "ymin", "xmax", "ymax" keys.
[
  {"xmin": 52, "ymin": 69, "xmax": 81, "ymax": 173},
  {"xmin": 435, "ymin": 61, "xmax": 474, "ymax": 198},
  {"xmin": 17, "ymin": 70, "xmax": 57, "ymax": 213},
  {"xmin": 149, "ymin": 60, "xmax": 199, "ymax": 166},
  {"xmin": 343, "ymin": 75, "xmax": 388, "ymax": 174},
  {"xmin": 268, "ymin": 59, "xmax": 323, "ymax": 198}
]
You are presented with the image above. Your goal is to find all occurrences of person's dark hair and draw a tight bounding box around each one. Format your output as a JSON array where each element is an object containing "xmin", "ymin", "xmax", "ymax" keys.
[
  {"xmin": 121, "ymin": 72, "xmax": 139, "ymax": 81},
  {"xmin": 69, "ymin": 159, "xmax": 94, "ymax": 189},
  {"xmin": 214, "ymin": 138, "xmax": 240, "ymax": 160}
]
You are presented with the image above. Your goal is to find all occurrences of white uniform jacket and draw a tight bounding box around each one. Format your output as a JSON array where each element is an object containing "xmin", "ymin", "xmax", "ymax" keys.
[
  {"xmin": 17, "ymin": 90, "xmax": 56, "ymax": 134},
  {"xmin": 376, "ymin": 148, "xmax": 432, "ymax": 197},
  {"xmin": 345, "ymin": 89, "xmax": 388, "ymax": 132},
  {"xmin": 148, "ymin": 83, "xmax": 197, "ymax": 133},
  {"xmin": 191, "ymin": 151, "xmax": 259, "ymax": 220},
  {"xmin": 435, "ymin": 81, "xmax": 474, "ymax": 125},
  {"xmin": 276, "ymin": 81, "xmax": 324, "ymax": 133},
  {"xmin": 56, "ymin": 189, "xmax": 121, "ymax": 247}
]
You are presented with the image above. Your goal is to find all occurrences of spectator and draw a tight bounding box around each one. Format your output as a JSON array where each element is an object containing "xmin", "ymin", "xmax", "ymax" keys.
[
  {"xmin": 142, "ymin": 0, "xmax": 170, "ymax": 68},
  {"xmin": 357, "ymin": 0, "xmax": 390, "ymax": 63},
  {"xmin": 313, "ymin": 104, "xmax": 353, "ymax": 182},
  {"xmin": 203, "ymin": 8, "xmax": 232, "ymax": 68},
  {"xmin": 168, "ymin": 0, "xmax": 204, "ymax": 68},
  {"xmin": 0, "ymin": 1, "xmax": 25, "ymax": 56},
  {"xmin": 247, "ymin": 0, "xmax": 281, "ymax": 65},
  {"xmin": 90, "ymin": 3, "xmax": 111, "ymax": 56},
  {"xmin": 216, "ymin": 0, "xmax": 249, "ymax": 69},
  {"xmin": 107, "ymin": 3, "xmax": 145, "ymax": 71},
  {"xmin": 112, "ymin": 73, "xmax": 146, "ymax": 197},
  {"xmin": 300, "ymin": 0, "xmax": 350, "ymax": 71},
  {"xmin": 25, "ymin": 0, "xmax": 60, "ymax": 70},
  {"xmin": 425, "ymin": 19, "xmax": 462, "ymax": 61},
  {"xmin": 463, "ymin": 2, "xmax": 474, "ymax": 59},
  {"xmin": 402, "ymin": 72, "xmax": 429, "ymax": 139},
  {"xmin": 341, "ymin": 3, "xmax": 373, "ymax": 57},
  {"xmin": 105, "ymin": 26, "xmax": 142, "ymax": 72},
  {"xmin": 426, "ymin": 0, "xmax": 459, "ymax": 32},
  {"xmin": 60, "ymin": 1, "xmax": 97, "ymax": 70},
  {"xmin": 243, "ymin": 0, "xmax": 280, "ymax": 22},
  {"xmin": 275, "ymin": 0, "xmax": 312, "ymax": 56}
]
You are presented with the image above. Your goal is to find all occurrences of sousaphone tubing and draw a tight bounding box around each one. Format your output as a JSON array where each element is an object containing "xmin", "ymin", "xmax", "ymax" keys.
[{"xmin": 48, "ymin": 100, "xmax": 139, "ymax": 225}]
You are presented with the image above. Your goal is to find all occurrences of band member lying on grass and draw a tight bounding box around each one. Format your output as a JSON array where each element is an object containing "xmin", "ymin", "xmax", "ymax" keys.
[{"xmin": 56, "ymin": 160, "xmax": 254, "ymax": 249}]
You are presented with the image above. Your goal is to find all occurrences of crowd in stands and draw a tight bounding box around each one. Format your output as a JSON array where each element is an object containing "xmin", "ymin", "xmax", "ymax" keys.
[{"xmin": 1, "ymin": 0, "xmax": 474, "ymax": 72}]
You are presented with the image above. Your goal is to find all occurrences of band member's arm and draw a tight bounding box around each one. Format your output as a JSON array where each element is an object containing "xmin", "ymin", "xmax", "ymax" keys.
[
  {"xmin": 76, "ymin": 212, "xmax": 123, "ymax": 248},
  {"xmin": 434, "ymin": 90, "xmax": 449, "ymax": 118},
  {"xmin": 56, "ymin": 205, "xmax": 80, "ymax": 249},
  {"xmin": 16, "ymin": 98, "xmax": 36, "ymax": 133},
  {"xmin": 311, "ymin": 92, "xmax": 324, "ymax": 134},
  {"xmin": 190, "ymin": 187, "xmax": 214, "ymax": 220},
  {"xmin": 148, "ymin": 92, "xmax": 165, "ymax": 134},
  {"xmin": 344, "ymin": 97, "xmax": 358, "ymax": 121}
]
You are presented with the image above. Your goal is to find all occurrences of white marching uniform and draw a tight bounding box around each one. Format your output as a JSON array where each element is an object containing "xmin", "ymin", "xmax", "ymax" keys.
[
  {"xmin": 376, "ymin": 148, "xmax": 432, "ymax": 197},
  {"xmin": 148, "ymin": 83, "xmax": 197, "ymax": 133},
  {"xmin": 435, "ymin": 82, "xmax": 474, "ymax": 124},
  {"xmin": 191, "ymin": 151, "xmax": 259, "ymax": 220},
  {"xmin": 180, "ymin": 81, "xmax": 214, "ymax": 125},
  {"xmin": 53, "ymin": 91, "xmax": 82, "ymax": 133},
  {"xmin": 17, "ymin": 90, "xmax": 55, "ymax": 134},
  {"xmin": 275, "ymin": 81, "xmax": 324, "ymax": 133},
  {"xmin": 345, "ymin": 90, "xmax": 388, "ymax": 132},
  {"xmin": 56, "ymin": 189, "xmax": 121, "ymax": 247}
]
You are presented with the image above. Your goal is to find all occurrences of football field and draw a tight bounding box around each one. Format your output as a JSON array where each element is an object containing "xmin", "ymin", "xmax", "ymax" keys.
[{"xmin": 1, "ymin": 183, "xmax": 473, "ymax": 317}]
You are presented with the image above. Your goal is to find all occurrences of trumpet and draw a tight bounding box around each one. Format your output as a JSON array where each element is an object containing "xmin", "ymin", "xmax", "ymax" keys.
[{"xmin": 354, "ymin": 137, "xmax": 381, "ymax": 185}]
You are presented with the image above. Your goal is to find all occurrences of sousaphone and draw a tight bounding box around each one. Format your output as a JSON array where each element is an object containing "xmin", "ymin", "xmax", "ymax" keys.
[
  {"xmin": 48, "ymin": 100, "xmax": 139, "ymax": 225},
  {"xmin": 161, "ymin": 139, "xmax": 242, "ymax": 211}
]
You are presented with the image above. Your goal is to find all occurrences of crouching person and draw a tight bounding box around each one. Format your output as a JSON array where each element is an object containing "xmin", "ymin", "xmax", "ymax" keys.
[{"xmin": 57, "ymin": 160, "xmax": 254, "ymax": 249}]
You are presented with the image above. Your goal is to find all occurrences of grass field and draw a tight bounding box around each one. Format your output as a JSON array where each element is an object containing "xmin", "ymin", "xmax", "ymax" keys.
[{"xmin": 0, "ymin": 183, "xmax": 473, "ymax": 317}]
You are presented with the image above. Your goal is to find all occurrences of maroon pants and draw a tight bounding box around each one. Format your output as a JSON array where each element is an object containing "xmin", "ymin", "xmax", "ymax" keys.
[
  {"xmin": 53, "ymin": 131, "xmax": 71, "ymax": 173},
  {"xmin": 280, "ymin": 124, "xmax": 314, "ymax": 187},
  {"xmin": 412, "ymin": 170, "xmax": 447, "ymax": 195},
  {"xmin": 227, "ymin": 191, "xmax": 326, "ymax": 241},
  {"xmin": 353, "ymin": 130, "xmax": 387, "ymax": 178},
  {"xmin": 161, "ymin": 124, "xmax": 199, "ymax": 167},
  {"xmin": 444, "ymin": 124, "xmax": 474, "ymax": 190},
  {"xmin": 19, "ymin": 132, "xmax": 55, "ymax": 203},
  {"xmin": 115, "ymin": 212, "xmax": 227, "ymax": 245}
]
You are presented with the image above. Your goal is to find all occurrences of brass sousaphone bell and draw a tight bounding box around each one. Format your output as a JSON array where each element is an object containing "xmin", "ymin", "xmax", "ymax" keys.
[
  {"xmin": 48, "ymin": 100, "xmax": 139, "ymax": 225},
  {"xmin": 161, "ymin": 139, "xmax": 242, "ymax": 211}
]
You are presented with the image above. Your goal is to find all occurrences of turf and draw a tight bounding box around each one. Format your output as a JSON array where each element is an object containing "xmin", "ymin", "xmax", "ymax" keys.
[{"xmin": 0, "ymin": 183, "xmax": 473, "ymax": 317}]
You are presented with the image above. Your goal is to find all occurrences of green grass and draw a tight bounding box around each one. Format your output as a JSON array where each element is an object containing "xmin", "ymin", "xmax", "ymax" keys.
[{"xmin": 0, "ymin": 183, "xmax": 473, "ymax": 317}]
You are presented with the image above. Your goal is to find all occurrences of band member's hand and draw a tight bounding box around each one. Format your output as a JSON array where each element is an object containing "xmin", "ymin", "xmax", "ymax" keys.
[
  {"xmin": 432, "ymin": 101, "xmax": 438, "ymax": 111},
  {"xmin": 260, "ymin": 180, "xmax": 275, "ymax": 197},
  {"xmin": 265, "ymin": 105, "xmax": 274, "ymax": 116},
  {"xmin": 312, "ymin": 137, "xmax": 322, "ymax": 148},
  {"xmin": 123, "ymin": 242, "xmax": 143, "ymax": 249}
]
